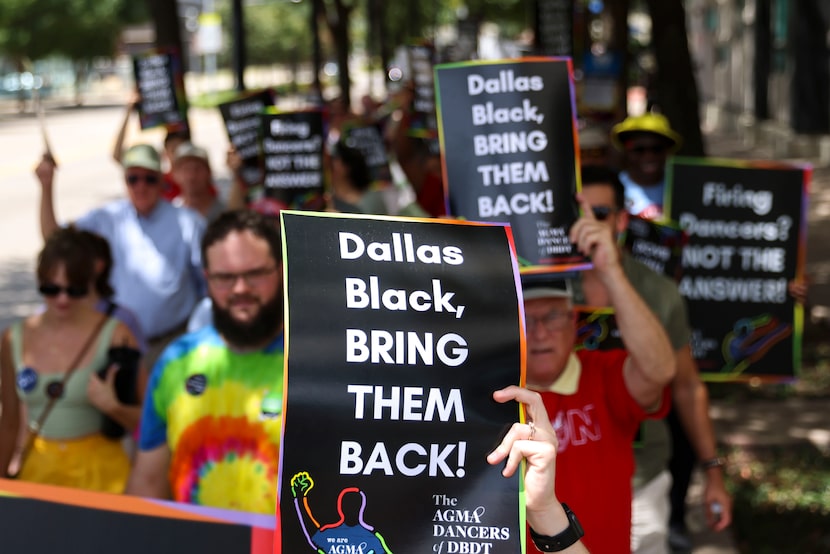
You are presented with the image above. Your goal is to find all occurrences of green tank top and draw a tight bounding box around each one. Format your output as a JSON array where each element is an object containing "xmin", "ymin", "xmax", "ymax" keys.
[{"xmin": 11, "ymin": 318, "xmax": 119, "ymax": 440}]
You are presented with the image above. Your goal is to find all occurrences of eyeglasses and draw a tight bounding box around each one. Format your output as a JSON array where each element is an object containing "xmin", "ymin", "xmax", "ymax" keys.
[
  {"xmin": 38, "ymin": 283, "xmax": 89, "ymax": 299},
  {"xmin": 626, "ymin": 143, "xmax": 668, "ymax": 155},
  {"xmin": 126, "ymin": 173, "xmax": 160, "ymax": 186},
  {"xmin": 526, "ymin": 310, "xmax": 573, "ymax": 333},
  {"xmin": 590, "ymin": 205, "xmax": 618, "ymax": 221},
  {"xmin": 207, "ymin": 266, "xmax": 278, "ymax": 290}
]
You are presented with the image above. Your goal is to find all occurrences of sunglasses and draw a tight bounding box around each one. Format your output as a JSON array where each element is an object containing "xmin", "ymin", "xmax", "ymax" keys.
[
  {"xmin": 591, "ymin": 206, "xmax": 616, "ymax": 221},
  {"xmin": 626, "ymin": 143, "xmax": 668, "ymax": 155},
  {"xmin": 126, "ymin": 173, "xmax": 160, "ymax": 186},
  {"xmin": 38, "ymin": 283, "xmax": 89, "ymax": 299}
]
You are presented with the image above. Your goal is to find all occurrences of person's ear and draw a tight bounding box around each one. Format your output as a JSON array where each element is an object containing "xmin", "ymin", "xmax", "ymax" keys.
[{"xmin": 615, "ymin": 208, "xmax": 629, "ymax": 236}]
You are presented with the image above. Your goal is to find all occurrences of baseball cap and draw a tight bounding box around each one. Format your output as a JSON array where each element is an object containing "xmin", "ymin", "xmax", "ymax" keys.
[
  {"xmin": 610, "ymin": 113, "xmax": 682, "ymax": 152},
  {"xmin": 173, "ymin": 142, "xmax": 210, "ymax": 166},
  {"xmin": 521, "ymin": 278, "xmax": 573, "ymax": 301},
  {"xmin": 122, "ymin": 144, "xmax": 161, "ymax": 172}
]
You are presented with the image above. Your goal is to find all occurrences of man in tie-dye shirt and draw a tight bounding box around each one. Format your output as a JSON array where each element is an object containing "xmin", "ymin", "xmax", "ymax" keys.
[{"xmin": 127, "ymin": 210, "xmax": 285, "ymax": 514}]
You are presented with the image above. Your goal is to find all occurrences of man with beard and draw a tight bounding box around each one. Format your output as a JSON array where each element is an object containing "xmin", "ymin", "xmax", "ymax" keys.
[{"xmin": 126, "ymin": 210, "xmax": 285, "ymax": 514}]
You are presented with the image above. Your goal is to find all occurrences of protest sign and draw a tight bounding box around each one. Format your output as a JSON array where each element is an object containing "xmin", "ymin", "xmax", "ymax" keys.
[
  {"xmin": 622, "ymin": 215, "xmax": 687, "ymax": 282},
  {"xmin": 219, "ymin": 89, "xmax": 276, "ymax": 187},
  {"xmin": 666, "ymin": 157, "xmax": 810, "ymax": 380},
  {"xmin": 341, "ymin": 123, "xmax": 392, "ymax": 185},
  {"xmin": 574, "ymin": 307, "xmax": 622, "ymax": 352},
  {"xmin": 260, "ymin": 109, "xmax": 325, "ymax": 209},
  {"xmin": 277, "ymin": 211, "xmax": 526, "ymax": 554},
  {"xmin": 408, "ymin": 43, "xmax": 438, "ymax": 140},
  {"xmin": 0, "ymin": 478, "xmax": 273, "ymax": 554},
  {"xmin": 435, "ymin": 58, "xmax": 589, "ymax": 274},
  {"xmin": 534, "ymin": 0, "xmax": 574, "ymax": 57},
  {"xmin": 133, "ymin": 49, "xmax": 188, "ymax": 132}
]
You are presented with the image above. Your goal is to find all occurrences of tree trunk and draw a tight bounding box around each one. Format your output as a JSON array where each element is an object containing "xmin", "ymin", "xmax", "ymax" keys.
[
  {"xmin": 754, "ymin": 0, "xmax": 771, "ymax": 120},
  {"xmin": 231, "ymin": 0, "xmax": 246, "ymax": 92},
  {"xmin": 145, "ymin": 0, "xmax": 185, "ymax": 66},
  {"xmin": 791, "ymin": 0, "xmax": 830, "ymax": 133},
  {"xmin": 323, "ymin": 0, "xmax": 353, "ymax": 109},
  {"xmin": 366, "ymin": 0, "xmax": 388, "ymax": 97},
  {"xmin": 645, "ymin": 0, "xmax": 705, "ymax": 156},
  {"xmin": 311, "ymin": 0, "xmax": 323, "ymax": 101},
  {"xmin": 378, "ymin": 0, "xmax": 389, "ymax": 91},
  {"xmin": 607, "ymin": 0, "xmax": 629, "ymax": 122}
]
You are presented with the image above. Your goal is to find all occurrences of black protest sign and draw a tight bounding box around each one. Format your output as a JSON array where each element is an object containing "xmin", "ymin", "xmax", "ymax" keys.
[
  {"xmin": 219, "ymin": 89, "xmax": 275, "ymax": 187},
  {"xmin": 342, "ymin": 123, "xmax": 392, "ymax": 184},
  {"xmin": 133, "ymin": 49, "xmax": 188, "ymax": 131},
  {"xmin": 622, "ymin": 216, "xmax": 688, "ymax": 282},
  {"xmin": 408, "ymin": 43, "xmax": 438, "ymax": 140},
  {"xmin": 278, "ymin": 211, "xmax": 524, "ymax": 554},
  {"xmin": 534, "ymin": 0, "xmax": 574, "ymax": 56},
  {"xmin": 261, "ymin": 110, "xmax": 324, "ymax": 207},
  {"xmin": 435, "ymin": 58, "xmax": 589, "ymax": 273},
  {"xmin": 666, "ymin": 158, "xmax": 810, "ymax": 380}
]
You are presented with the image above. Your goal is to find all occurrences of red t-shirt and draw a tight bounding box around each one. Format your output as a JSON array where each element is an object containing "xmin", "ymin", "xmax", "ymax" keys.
[
  {"xmin": 163, "ymin": 172, "xmax": 219, "ymax": 203},
  {"xmin": 417, "ymin": 172, "xmax": 447, "ymax": 217},
  {"xmin": 529, "ymin": 349, "xmax": 670, "ymax": 554},
  {"xmin": 161, "ymin": 172, "xmax": 181, "ymax": 201}
]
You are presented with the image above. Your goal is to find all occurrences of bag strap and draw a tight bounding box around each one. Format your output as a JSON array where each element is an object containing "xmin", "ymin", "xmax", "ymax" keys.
[{"xmin": 19, "ymin": 314, "xmax": 111, "ymax": 460}]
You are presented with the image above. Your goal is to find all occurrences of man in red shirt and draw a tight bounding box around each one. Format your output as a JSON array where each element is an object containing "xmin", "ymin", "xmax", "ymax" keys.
[{"xmin": 523, "ymin": 195, "xmax": 676, "ymax": 553}]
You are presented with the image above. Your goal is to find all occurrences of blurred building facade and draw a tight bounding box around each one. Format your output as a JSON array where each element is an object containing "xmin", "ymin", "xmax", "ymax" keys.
[{"xmin": 688, "ymin": 0, "xmax": 830, "ymax": 160}]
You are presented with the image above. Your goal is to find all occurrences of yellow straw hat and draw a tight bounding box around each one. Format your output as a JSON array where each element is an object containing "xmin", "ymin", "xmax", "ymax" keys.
[{"xmin": 610, "ymin": 113, "xmax": 682, "ymax": 152}]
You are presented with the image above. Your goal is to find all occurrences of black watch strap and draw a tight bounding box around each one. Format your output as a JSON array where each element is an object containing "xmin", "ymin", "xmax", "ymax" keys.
[{"xmin": 529, "ymin": 503, "xmax": 585, "ymax": 552}]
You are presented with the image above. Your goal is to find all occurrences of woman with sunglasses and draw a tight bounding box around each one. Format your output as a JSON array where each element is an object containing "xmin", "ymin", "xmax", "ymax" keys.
[{"xmin": 0, "ymin": 227, "xmax": 143, "ymax": 492}]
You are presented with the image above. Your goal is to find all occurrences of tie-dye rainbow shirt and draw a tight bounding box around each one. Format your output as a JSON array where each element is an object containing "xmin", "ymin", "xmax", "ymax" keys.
[{"xmin": 139, "ymin": 325, "xmax": 284, "ymax": 514}]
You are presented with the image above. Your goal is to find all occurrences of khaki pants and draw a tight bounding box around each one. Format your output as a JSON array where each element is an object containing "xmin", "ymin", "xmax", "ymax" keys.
[{"xmin": 632, "ymin": 469, "xmax": 672, "ymax": 554}]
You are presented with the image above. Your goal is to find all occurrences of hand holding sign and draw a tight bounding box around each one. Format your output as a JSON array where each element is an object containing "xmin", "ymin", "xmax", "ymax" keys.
[
  {"xmin": 569, "ymin": 193, "xmax": 621, "ymax": 277},
  {"xmin": 34, "ymin": 153, "xmax": 57, "ymax": 190},
  {"xmin": 487, "ymin": 386, "xmax": 587, "ymax": 550},
  {"xmin": 487, "ymin": 386, "xmax": 558, "ymax": 515}
]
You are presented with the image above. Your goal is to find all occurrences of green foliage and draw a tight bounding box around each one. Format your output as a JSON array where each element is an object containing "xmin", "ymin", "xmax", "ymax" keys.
[
  {"xmin": 216, "ymin": 0, "xmax": 312, "ymax": 68},
  {"xmin": 189, "ymin": 82, "xmax": 311, "ymax": 108},
  {"xmin": 726, "ymin": 444, "xmax": 830, "ymax": 553},
  {"xmin": 0, "ymin": 0, "xmax": 67, "ymax": 62},
  {"xmin": 0, "ymin": 0, "xmax": 148, "ymax": 64},
  {"xmin": 60, "ymin": 0, "xmax": 129, "ymax": 61}
]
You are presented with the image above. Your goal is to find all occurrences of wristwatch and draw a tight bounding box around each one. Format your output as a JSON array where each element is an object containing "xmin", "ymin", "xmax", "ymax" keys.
[
  {"xmin": 529, "ymin": 503, "xmax": 585, "ymax": 552},
  {"xmin": 701, "ymin": 457, "xmax": 725, "ymax": 470}
]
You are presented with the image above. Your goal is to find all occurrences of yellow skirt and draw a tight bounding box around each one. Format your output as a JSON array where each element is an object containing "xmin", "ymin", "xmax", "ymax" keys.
[{"xmin": 18, "ymin": 433, "xmax": 130, "ymax": 494}]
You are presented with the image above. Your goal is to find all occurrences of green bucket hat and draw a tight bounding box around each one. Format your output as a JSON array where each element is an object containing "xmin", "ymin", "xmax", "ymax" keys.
[{"xmin": 122, "ymin": 144, "xmax": 161, "ymax": 172}]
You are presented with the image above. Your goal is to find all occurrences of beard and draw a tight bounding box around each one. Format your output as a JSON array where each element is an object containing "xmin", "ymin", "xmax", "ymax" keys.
[{"xmin": 212, "ymin": 292, "xmax": 283, "ymax": 349}]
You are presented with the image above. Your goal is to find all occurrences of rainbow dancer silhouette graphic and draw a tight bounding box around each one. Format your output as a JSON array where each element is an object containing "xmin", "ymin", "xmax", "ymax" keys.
[
  {"xmin": 722, "ymin": 313, "xmax": 791, "ymax": 374},
  {"xmin": 291, "ymin": 471, "xmax": 393, "ymax": 554}
]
